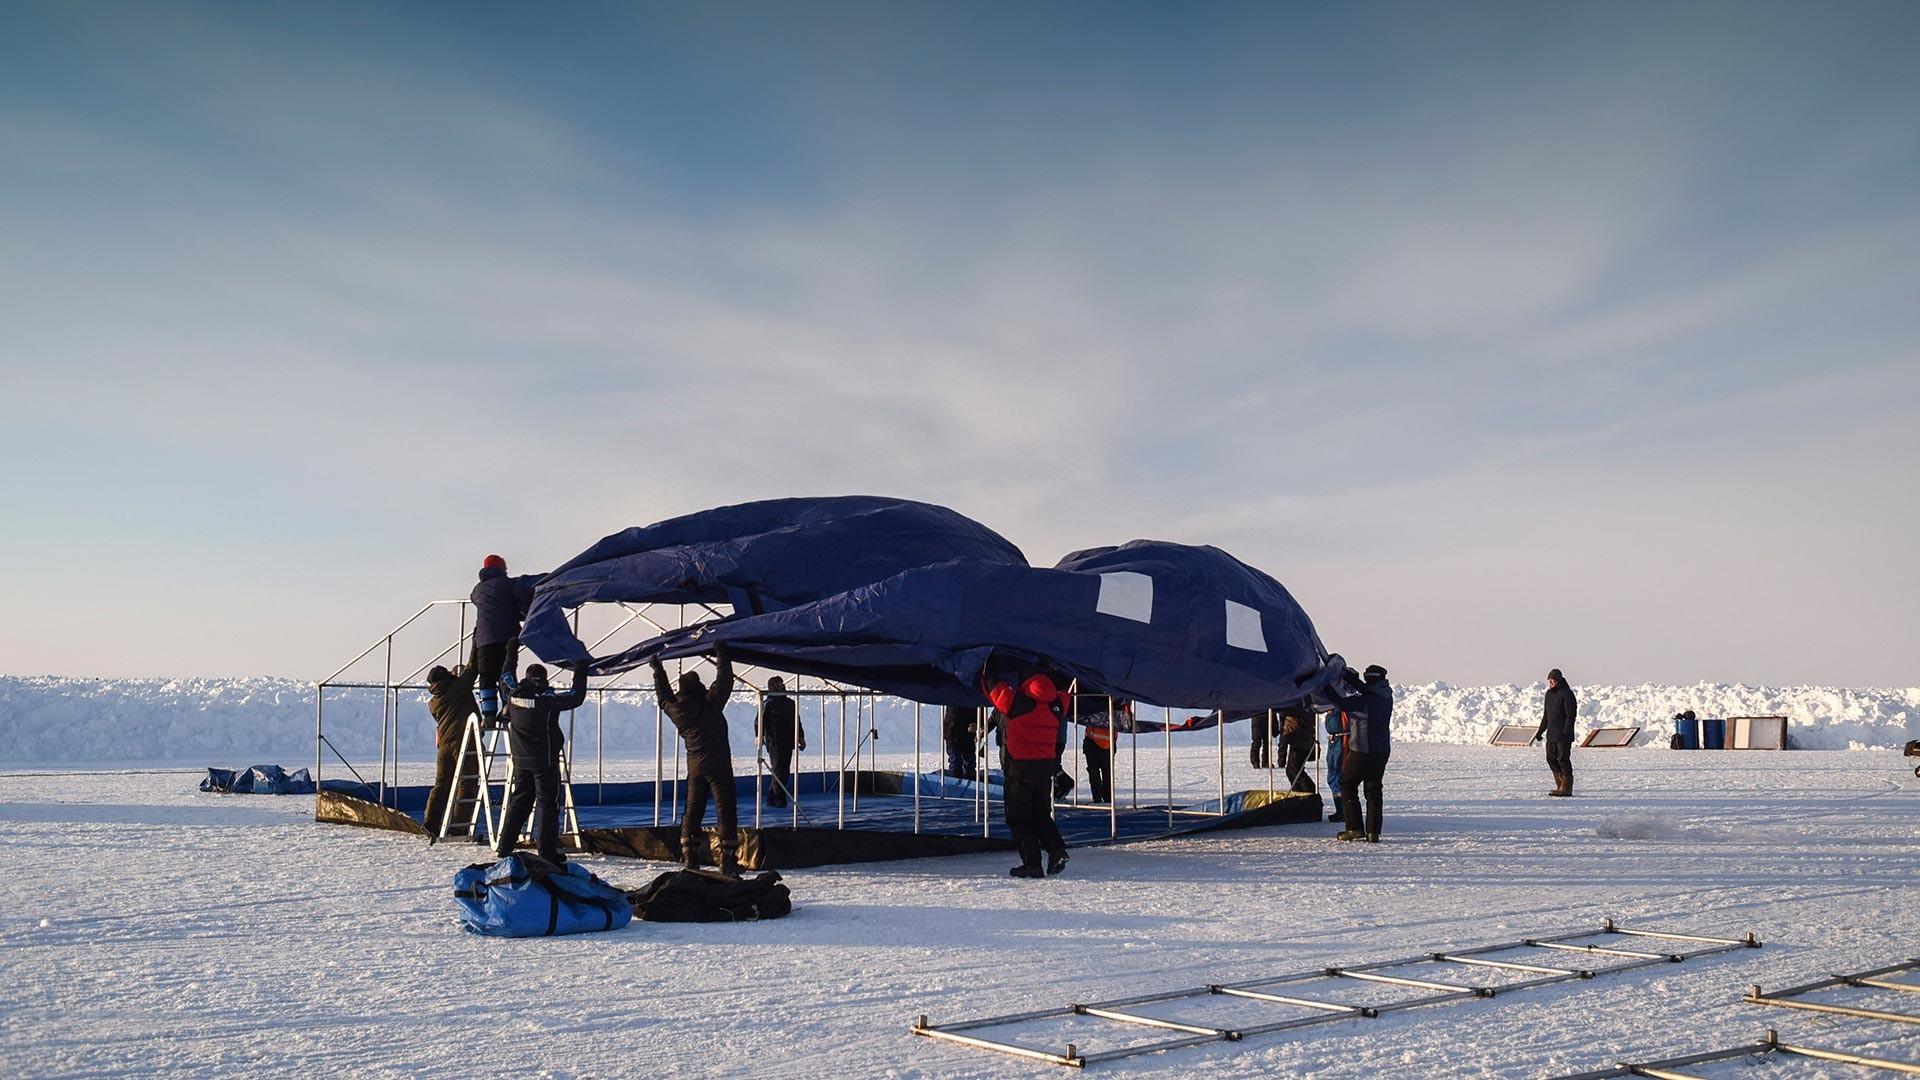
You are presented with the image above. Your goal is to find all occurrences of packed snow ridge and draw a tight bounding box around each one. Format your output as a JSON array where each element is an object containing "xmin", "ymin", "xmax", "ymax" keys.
[{"xmin": 0, "ymin": 675, "xmax": 1915, "ymax": 765}]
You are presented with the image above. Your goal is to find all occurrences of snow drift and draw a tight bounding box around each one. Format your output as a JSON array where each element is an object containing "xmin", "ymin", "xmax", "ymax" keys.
[{"xmin": 3, "ymin": 676, "xmax": 1916, "ymax": 766}]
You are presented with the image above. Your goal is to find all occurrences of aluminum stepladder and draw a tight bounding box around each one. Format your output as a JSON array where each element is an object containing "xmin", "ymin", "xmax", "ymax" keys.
[{"xmin": 438, "ymin": 711, "xmax": 582, "ymax": 851}]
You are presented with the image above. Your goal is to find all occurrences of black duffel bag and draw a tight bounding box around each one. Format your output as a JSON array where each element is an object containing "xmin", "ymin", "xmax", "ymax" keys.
[{"xmin": 627, "ymin": 869, "xmax": 793, "ymax": 922}]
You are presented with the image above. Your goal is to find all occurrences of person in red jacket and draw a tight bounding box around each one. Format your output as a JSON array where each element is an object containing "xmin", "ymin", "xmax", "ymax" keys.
[{"xmin": 983, "ymin": 658, "xmax": 1071, "ymax": 878}]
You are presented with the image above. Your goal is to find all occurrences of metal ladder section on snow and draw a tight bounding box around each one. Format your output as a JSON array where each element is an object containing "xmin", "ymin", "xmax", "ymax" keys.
[
  {"xmin": 436, "ymin": 712, "xmax": 581, "ymax": 849},
  {"xmin": 1557, "ymin": 1028, "xmax": 1920, "ymax": 1079},
  {"xmin": 911, "ymin": 921, "xmax": 1761, "ymax": 1069},
  {"xmin": 1552, "ymin": 959, "xmax": 1920, "ymax": 1078}
]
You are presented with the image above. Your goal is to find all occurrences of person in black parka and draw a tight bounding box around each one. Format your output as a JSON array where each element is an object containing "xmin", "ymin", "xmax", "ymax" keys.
[
  {"xmin": 1336, "ymin": 664, "xmax": 1394, "ymax": 842},
  {"xmin": 424, "ymin": 660, "xmax": 481, "ymax": 839},
  {"xmin": 470, "ymin": 554, "xmax": 542, "ymax": 720},
  {"xmin": 1535, "ymin": 668, "xmax": 1578, "ymax": 796},
  {"xmin": 757, "ymin": 676, "xmax": 804, "ymax": 809},
  {"xmin": 1250, "ymin": 707, "xmax": 1275, "ymax": 768},
  {"xmin": 495, "ymin": 660, "xmax": 588, "ymax": 863},
  {"xmin": 653, "ymin": 645, "xmax": 741, "ymax": 875},
  {"xmin": 943, "ymin": 704, "xmax": 981, "ymax": 781},
  {"xmin": 1277, "ymin": 701, "xmax": 1317, "ymax": 793}
]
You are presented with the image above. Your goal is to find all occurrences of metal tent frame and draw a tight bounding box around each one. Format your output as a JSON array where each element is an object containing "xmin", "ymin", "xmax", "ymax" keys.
[
  {"xmin": 314, "ymin": 598, "xmax": 1321, "ymax": 850},
  {"xmin": 912, "ymin": 921, "xmax": 1760, "ymax": 1068},
  {"xmin": 1554, "ymin": 1029, "xmax": 1920, "ymax": 1078},
  {"xmin": 1746, "ymin": 959, "xmax": 1920, "ymax": 1026}
]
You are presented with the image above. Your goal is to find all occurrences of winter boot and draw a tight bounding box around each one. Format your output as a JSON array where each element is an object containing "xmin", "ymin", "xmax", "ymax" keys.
[
  {"xmin": 1009, "ymin": 864, "xmax": 1045, "ymax": 879},
  {"xmin": 718, "ymin": 849, "xmax": 741, "ymax": 877},
  {"xmin": 1336, "ymin": 830, "xmax": 1365, "ymax": 842},
  {"xmin": 1328, "ymin": 808, "xmax": 1345, "ymax": 821},
  {"xmin": 1046, "ymin": 851, "xmax": 1069, "ymax": 876},
  {"xmin": 680, "ymin": 833, "xmax": 706, "ymax": 870},
  {"xmin": 477, "ymin": 688, "xmax": 499, "ymax": 722},
  {"xmin": 1365, "ymin": 834, "xmax": 1379, "ymax": 843}
]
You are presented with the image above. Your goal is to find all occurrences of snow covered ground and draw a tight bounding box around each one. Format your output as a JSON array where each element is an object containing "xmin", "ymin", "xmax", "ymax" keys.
[{"xmin": 4, "ymin": 743, "xmax": 1919, "ymax": 1078}]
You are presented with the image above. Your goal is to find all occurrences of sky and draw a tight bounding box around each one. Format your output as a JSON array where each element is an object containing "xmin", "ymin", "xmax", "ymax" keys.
[{"xmin": 1, "ymin": 1, "xmax": 1916, "ymax": 686}]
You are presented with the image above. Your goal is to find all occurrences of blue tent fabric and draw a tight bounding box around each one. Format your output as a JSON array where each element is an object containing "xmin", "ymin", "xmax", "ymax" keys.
[
  {"xmin": 644, "ymin": 539, "xmax": 1344, "ymax": 711},
  {"xmin": 200, "ymin": 765, "xmax": 316, "ymax": 795},
  {"xmin": 520, "ymin": 496, "xmax": 1027, "ymax": 666},
  {"xmin": 453, "ymin": 855, "xmax": 634, "ymax": 937}
]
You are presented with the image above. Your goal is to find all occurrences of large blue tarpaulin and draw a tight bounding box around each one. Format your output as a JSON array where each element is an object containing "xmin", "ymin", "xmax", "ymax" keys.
[
  {"xmin": 520, "ymin": 496, "xmax": 1027, "ymax": 667},
  {"xmin": 522, "ymin": 499, "xmax": 1342, "ymax": 711},
  {"xmin": 647, "ymin": 540, "xmax": 1341, "ymax": 709}
]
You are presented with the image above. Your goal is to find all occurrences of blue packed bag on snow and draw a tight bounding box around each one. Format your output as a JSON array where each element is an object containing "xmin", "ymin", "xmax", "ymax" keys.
[
  {"xmin": 454, "ymin": 854, "xmax": 634, "ymax": 937},
  {"xmin": 200, "ymin": 764, "xmax": 316, "ymax": 795}
]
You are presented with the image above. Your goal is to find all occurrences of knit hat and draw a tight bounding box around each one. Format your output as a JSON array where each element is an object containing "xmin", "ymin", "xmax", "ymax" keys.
[
  {"xmin": 483, "ymin": 554, "xmax": 506, "ymax": 571},
  {"xmin": 1547, "ymin": 668, "xmax": 1564, "ymax": 682},
  {"xmin": 1363, "ymin": 664, "xmax": 1387, "ymax": 680},
  {"xmin": 523, "ymin": 663, "xmax": 547, "ymax": 683}
]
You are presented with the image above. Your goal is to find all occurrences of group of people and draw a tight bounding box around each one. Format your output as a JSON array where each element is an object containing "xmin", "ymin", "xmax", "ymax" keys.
[
  {"xmin": 422, "ymin": 555, "xmax": 776, "ymax": 878},
  {"xmin": 422, "ymin": 553, "xmax": 1582, "ymax": 880}
]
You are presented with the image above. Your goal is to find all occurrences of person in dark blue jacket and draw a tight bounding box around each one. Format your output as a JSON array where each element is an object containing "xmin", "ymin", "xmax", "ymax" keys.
[
  {"xmin": 653, "ymin": 644, "xmax": 742, "ymax": 875},
  {"xmin": 1336, "ymin": 664, "xmax": 1393, "ymax": 842},
  {"xmin": 495, "ymin": 660, "xmax": 588, "ymax": 864},
  {"xmin": 470, "ymin": 554, "xmax": 542, "ymax": 720},
  {"xmin": 1534, "ymin": 668, "xmax": 1578, "ymax": 796}
]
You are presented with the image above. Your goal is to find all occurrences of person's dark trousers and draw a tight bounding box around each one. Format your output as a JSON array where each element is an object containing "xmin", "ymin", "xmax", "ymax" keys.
[
  {"xmin": 473, "ymin": 640, "xmax": 520, "ymax": 691},
  {"xmin": 1250, "ymin": 715, "xmax": 1272, "ymax": 768},
  {"xmin": 424, "ymin": 740, "xmax": 480, "ymax": 836},
  {"xmin": 1083, "ymin": 741, "xmax": 1112, "ymax": 802},
  {"xmin": 946, "ymin": 739, "xmax": 976, "ymax": 781},
  {"xmin": 765, "ymin": 738, "xmax": 795, "ymax": 808},
  {"xmin": 1003, "ymin": 759, "xmax": 1066, "ymax": 869},
  {"xmin": 1283, "ymin": 733, "xmax": 1316, "ymax": 792},
  {"xmin": 1546, "ymin": 740, "xmax": 1573, "ymax": 791},
  {"xmin": 681, "ymin": 772, "xmax": 739, "ymax": 864},
  {"xmin": 495, "ymin": 762, "xmax": 562, "ymax": 861},
  {"xmin": 1341, "ymin": 749, "xmax": 1390, "ymax": 837}
]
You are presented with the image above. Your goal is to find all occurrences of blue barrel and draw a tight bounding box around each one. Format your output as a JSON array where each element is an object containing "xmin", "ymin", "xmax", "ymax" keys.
[
  {"xmin": 1701, "ymin": 718, "xmax": 1726, "ymax": 750},
  {"xmin": 1674, "ymin": 717, "xmax": 1700, "ymax": 749}
]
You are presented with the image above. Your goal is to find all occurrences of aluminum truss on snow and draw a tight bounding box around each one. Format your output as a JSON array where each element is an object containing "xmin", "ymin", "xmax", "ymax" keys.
[
  {"xmin": 1555, "ymin": 1029, "xmax": 1920, "ymax": 1079},
  {"xmin": 1746, "ymin": 958, "xmax": 1920, "ymax": 1026},
  {"xmin": 911, "ymin": 921, "xmax": 1761, "ymax": 1069}
]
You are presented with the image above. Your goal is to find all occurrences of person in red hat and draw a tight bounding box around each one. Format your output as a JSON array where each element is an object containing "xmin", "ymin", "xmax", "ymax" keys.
[{"xmin": 470, "ymin": 554, "xmax": 543, "ymax": 720}]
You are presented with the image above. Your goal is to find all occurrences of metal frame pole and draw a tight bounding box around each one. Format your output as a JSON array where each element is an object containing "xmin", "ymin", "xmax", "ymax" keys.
[
  {"xmin": 913, "ymin": 701, "xmax": 922, "ymax": 834},
  {"xmin": 1267, "ymin": 708, "xmax": 1275, "ymax": 797},
  {"xmin": 837, "ymin": 693, "xmax": 847, "ymax": 829},
  {"xmin": 595, "ymin": 690, "xmax": 604, "ymax": 804},
  {"xmin": 753, "ymin": 685, "xmax": 763, "ymax": 830},
  {"xmin": 313, "ymin": 687, "xmax": 324, "ymax": 817},
  {"xmin": 1217, "ymin": 708, "xmax": 1225, "ymax": 813},
  {"xmin": 1164, "ymin": 705, "xmax": 1173, "ymax": 829},
  {"xmin": 378, "ymin": 636, "xmax": 392, "ymax": 807},
  {"xmin": 654, "ymin": 698, "xmax": 663, "ymax": 826}
]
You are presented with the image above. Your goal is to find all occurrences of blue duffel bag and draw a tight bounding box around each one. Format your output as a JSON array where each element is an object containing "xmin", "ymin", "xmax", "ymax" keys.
[{"xmin": 454, "ymin": 854, "xmax": 634, "ymax": 937}]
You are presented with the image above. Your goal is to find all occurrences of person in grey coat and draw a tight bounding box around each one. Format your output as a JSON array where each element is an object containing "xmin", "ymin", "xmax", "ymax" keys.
[{"xmin": 1534, "ymin": 667, "xmax": 1578, "ymax": 796}]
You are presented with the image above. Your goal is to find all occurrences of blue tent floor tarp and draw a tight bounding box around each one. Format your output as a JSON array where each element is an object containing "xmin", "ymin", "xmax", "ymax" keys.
[{"xmin": 315, "ymin": 770, "xmax": 1322, "ymax": 870}]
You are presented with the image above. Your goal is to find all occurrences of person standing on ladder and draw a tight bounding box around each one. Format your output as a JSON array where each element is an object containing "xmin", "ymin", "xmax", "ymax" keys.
[
  {"xmin": 424, "ymin": 661, "xmax": 480, "ymax": 841},
  {"xmin": 470, "ymin": 554, "xmax": 542, "ymax": 721},
  {"xmin": 757, "ymin": 675, "xmax": 803, "ymax": 809},
  {"xmin": 1534, "ymin": 668, "xmax": 1578, "ymax": 797},
  {"xmin": 1335, "ymin": 664, "xmax": 1393, "ymax": 843},
  {"xmin": 496, "ymin": 660, "xmax": 588, "ymax": 864},
  {"xmin": 653, "ymin": 644, "xmax": 741, "ymax": 876},
  {"xmin": 983, "ymin": 657, "xmax": 1071, "ymax": 879}
]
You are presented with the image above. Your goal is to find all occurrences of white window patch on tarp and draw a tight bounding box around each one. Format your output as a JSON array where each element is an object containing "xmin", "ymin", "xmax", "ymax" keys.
[
  {"xmin": 1095, "ymin": 572, "xmax": 1154, "ymax": 623},
  {"xmin": 1224, "ymin": 599, "xmax": 1268, "ymax": 652}
]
